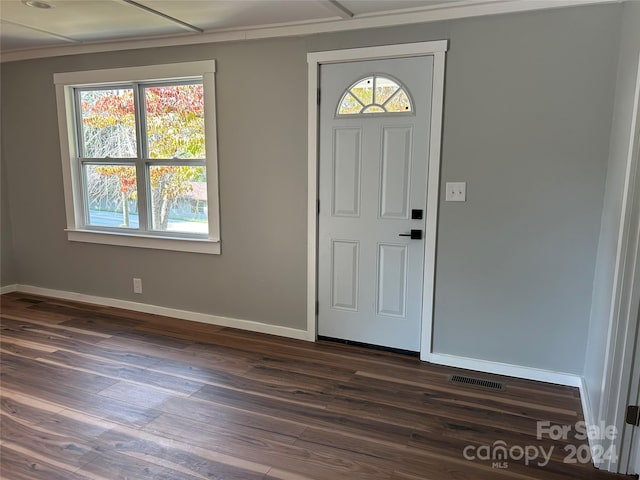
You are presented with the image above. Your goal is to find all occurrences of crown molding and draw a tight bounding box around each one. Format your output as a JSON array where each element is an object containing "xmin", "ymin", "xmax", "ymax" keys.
[{"xmin": 0, "ymin": 0, "xmax": 619, "ymax": 63}]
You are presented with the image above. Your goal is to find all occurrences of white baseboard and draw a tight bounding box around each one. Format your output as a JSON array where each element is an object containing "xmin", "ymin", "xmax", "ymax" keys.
[
  {"xmin": 425, "ymin": 352, "xmax": 582, "ymax": 387},
  {"xmin": 10, "ymin": 284, "xmax": 310, "ymax": 342},
  {"xmin": 0, "ymin": 284, "xmax": 18, "ymax": 295},
  {"xmin": 5, "ymin": 284, "xmax": 585, "ymax": 382}
]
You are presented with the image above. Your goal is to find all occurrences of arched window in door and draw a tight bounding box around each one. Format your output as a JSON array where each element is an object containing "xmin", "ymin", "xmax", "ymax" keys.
[{"xmin": 336, "ymin": 74, "xmax": 413, "ymax": 115}]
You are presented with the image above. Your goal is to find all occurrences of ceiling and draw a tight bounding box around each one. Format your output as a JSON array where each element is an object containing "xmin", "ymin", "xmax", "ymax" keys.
[{"xmin": 0, "ymin": 0, "xmax": 612, "ymax": 61}]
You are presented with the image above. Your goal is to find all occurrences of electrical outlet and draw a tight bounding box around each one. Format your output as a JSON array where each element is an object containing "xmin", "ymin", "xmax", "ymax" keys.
[
  {"xmin": 133, "ymin": 278, "xmax": 142, "ymax": 294},
  {"xmin": 445, "ymin": 182, "xmax": 466, "ymax": 202}
]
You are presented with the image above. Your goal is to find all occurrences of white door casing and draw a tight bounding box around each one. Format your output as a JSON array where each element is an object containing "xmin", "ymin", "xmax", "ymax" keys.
[
  {"xmin": 317, "ymin": 57, "xmax": 432, "ymax": 351},
  {"xmin": 597, "ymin": 50, "xmax": 640, "ymax": 474},
  {"xmin": 306, "ymin": 41, "xmax": 447, "ymax": 357}
]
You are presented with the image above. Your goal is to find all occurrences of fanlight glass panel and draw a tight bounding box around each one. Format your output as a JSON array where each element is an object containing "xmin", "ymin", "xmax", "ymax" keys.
[
  {"xmin": 351, "ymin": 77, "xmax": 373, "ymax": 105},
  {"xmin": 385, "ymin": 89, "xmax": 412, "ymax": 112},
  {"xmin": 337, "ymin": 75, "xmax": 412, "ymax": 115}
]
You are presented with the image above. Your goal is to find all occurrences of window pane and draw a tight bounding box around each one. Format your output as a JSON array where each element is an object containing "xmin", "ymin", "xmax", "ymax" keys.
[
  {"xmin": 337, "ymin": 93, "xmax": 363, "ymax": 115},
  {"xmin": 80, "ymin": 89, "xmax": 136, "ymax": 158},
  {"xmin": 385, "ymin": 89, "xmax": 412, "ymax": 112},
  {"xmin": 374, "ymin": 76, "xmax": 399, "ymax": 105},
  {"xmin": 350, "ymin": 77, "xmax": 373, "ymax": 105},
  {"xmin": 149, "ymin": 165, "xmax": 208, "ymax": 234},
  {"xmin": 145, "ymin": 84, "xmax": 205, "ymax": 160},
  {"xmin": 337, "ymin": 75, "xmax": 412, "ymax": 116},
  {"xmin": 85, "ymin": 164, "xmax": 139, "ymax": 228}
]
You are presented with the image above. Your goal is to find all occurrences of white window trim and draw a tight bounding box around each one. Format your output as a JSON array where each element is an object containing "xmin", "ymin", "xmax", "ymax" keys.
[{"xmin": 54, "ymin": 60, "xmax": 221, "ymax": 255}]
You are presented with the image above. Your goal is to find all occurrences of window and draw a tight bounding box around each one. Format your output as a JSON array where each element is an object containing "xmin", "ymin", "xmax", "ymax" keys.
[
  {"xmin": 54, "ymin": 61, "xmax": 220, "ymax": 254},
  {"xmin": 337, "ymin": 74, "xmax": 413, "ymax": 115}
]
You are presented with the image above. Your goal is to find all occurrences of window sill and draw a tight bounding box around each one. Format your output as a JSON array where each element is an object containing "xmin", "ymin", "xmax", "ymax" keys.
[{"xmin": 66, "ymin": 229, "xmax": 220, "ymax": 254}]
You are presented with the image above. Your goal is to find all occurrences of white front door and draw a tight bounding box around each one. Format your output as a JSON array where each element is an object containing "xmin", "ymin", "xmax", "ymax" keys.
[{"xmin": 317, "ymin": 56, "xmax": 434, "ymax": 352}]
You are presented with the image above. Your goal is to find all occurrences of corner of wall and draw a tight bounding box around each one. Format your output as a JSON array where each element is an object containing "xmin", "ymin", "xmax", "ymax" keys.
[
  {"xmin": 1, "ymin": 110, "xmax": 18, "ymax": 288},
  {"xmin": 582, "ymin": 1, "xmax": 640, "ymax": 473}
]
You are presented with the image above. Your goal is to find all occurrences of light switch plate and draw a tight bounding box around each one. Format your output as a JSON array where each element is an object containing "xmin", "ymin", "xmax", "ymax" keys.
[{"xmin": 445, "ymin": 182, "xmax": 466, "ymax": 202}]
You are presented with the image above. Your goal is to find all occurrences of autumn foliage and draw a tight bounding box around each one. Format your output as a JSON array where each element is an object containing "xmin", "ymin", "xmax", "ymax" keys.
[{"xmin": 81, "ymin": 84, "xmax": 206, "ymax": 230}]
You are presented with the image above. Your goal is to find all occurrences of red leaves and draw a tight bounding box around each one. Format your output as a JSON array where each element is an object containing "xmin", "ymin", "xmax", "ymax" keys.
[
  {"xmin": 81, "ymin": 84, "xmax": 205, "ymax": 159},
  {"xmin": 145, "ymin": 85, "xmax": 204, "ymax": 116},
  {"xmin": 81, "ymin": 85, "xmax": 203, "ymax": 126},
  {"xmin": 82, "ymin": 89, "xmax": 135, "ymax": 128},
  {"xmin": 96, "ymin": 165, "xmax": 136, "ymax": 194},
  {"xmin": 120, "ymin": 176, "xmax": 136, "ymax": 193}
]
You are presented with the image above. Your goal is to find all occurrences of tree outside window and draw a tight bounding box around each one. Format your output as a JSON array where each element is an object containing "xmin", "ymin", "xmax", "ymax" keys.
[{"xmin": 80, "ymin": 83, "xmax": 207, "ymax": 233}]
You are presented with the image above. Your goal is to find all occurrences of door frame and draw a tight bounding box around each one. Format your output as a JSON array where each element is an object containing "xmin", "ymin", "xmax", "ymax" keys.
[
  {"xmin": 306, "ymin": 40, "xmax": 448, "ymax": 360},
  {"xmin": 598, "ymin": 51, "xmax": 640, "ymax": 473}
]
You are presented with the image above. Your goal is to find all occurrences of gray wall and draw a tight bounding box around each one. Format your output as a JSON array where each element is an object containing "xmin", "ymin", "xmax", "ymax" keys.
[
  {"xmin": 0, "ymin": 4, "xmax": 620, "ymax": 374},
  {"xmin": 585, "ymin": 0, "xmax": 640, "ymax": 421},
  {"xmin": 1, "ymin": 38, "xmax": 309, "ymax": 328},
  {"xmin": 429, "ymin": 6, "xmax": 619, "ymax": 374},
  {"xmin": 1, "ymin": 133, "xmax": 17, "ymax": 286}
]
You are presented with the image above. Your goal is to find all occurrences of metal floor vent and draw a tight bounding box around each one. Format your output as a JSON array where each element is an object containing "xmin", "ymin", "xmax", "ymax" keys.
[{"xmin": 448, "ymin": 374, "xmax": 505, "ymax": 392}]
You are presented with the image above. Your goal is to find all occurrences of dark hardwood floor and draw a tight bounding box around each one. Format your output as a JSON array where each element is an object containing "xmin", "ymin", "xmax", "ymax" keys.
[{"xmin": 0, "ymin": 292, "xmax": 630, "ymax": 479}]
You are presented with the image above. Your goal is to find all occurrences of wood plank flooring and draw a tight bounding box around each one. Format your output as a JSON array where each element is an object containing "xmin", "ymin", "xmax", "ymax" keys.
[{"xmin": 0, "ymin": 293, "xmax": 630, "ymax": 479}]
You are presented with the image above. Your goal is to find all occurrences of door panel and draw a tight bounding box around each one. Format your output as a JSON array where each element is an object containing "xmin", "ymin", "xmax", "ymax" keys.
[
  {"xmin": 318, "ymin": 56, "xmax": 433, "ymax": 351},
  {"xmin": 380, "ymin": 126, "xmax": 413, "ymax": 219},
  {"xmin": 377, "ymin": 243, "xmax": 408, "ymax": 317},
  {"xmin": 331, "ymin": 240, "xmax": 359, "ymax": 311},
  {"xmin": 332, "ymin": 128, "xmax": 362, "ymax": 218}
]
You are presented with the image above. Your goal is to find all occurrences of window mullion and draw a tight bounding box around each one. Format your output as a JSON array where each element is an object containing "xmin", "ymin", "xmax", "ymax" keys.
[
  {"xmin": 137, "ymin": 83, "xmax": 150, "ymax": 159},
  {"xmin": 135, "ymin": 160, "xmax": 149, "ymax": 231},
  {"xmin": 133, "ymin": 83, "xmax": 149, "ymax": 231}
]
